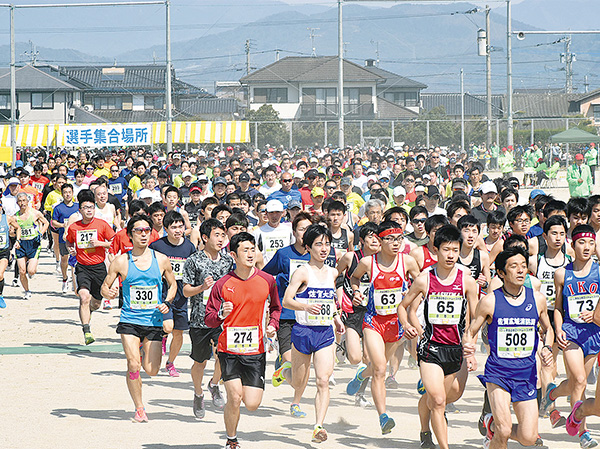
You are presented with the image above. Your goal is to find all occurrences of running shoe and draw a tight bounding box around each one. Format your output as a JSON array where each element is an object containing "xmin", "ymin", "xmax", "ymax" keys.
[
  {"xmin": 84, "ymin": 332, "xmax": 95, "ymax": 345},
  {"xmin": 379, "ymin": 413, "xmax": 395, "ymax": 434},
  {"xmin": 0, "ymin": 295, "xmax": 5, "ymax": 309},
  {"xmin": 417, "ymin": 378, "xmax": 426, "ymax": 395},
  {"xmin": 272, "ymin": 361, "xmax": 291, "ymax": 387},
  {"xmin": 61, "ymin": 280, "xmax": 69, "ymax": 294},
  {"xmin": 161, "ymin": 336, "xmax": 167, "ymax": 356},
  {"xmin": 580, "ymin": 431, "xmax": 598, "ymax": 448},
  {"xmin": 478, "ymin": 412, "xmax": 486, "ymax": 436},
  {"xmin": 208, "ymin": 382, "xmax": 225, "ymax": 410},
  {"xmin": 225, "ymin": 439, "xmax": 240, "ymax": 449},
  {"xmin": 290, "ymin": 403, "xmax": 306, "ymax": 418},
  {"xmin": 132, "ymin": 407, "xmax": 148, "ymax": 423},
  {"xmin": 567, "ymin": 401, "xmax": 584, "ymax": 436},
  {"xmin": 550, "ymin": 409, "xmax": 567, "ymax": 428},
  {"xmin": 11, "ymin": 279, "xmax": 18, "ymax": 288},
  {"xmin": 446, "ymin": 402, "xmax": 458, "ymax": 413},
  {"xmin": 483, "ymin": 413, "xmax": 494, "ymax": 441},
  {"xmin": 483, "ymin": 436, "xmax": 491, "ymax": 449},
  {"xmin": 166, "ymin": 362, "xmax": 180, "ymax": 378},
  {"xmin": 355, "ymin": 394, "xmax": 372, "ymax": 408},
  {"xmin": 346, "ymin": 364, "xmax": 367, "ymax": 395},
  {"xmin": 385, "ymin": 375, "xmax": 399, "ymax": 389},
  {"xmin": 23, "ymin": 291, "xmax": 31, "ymax": 300},
  {"xmin": 535, "ymin": 435, "xmax": 544, "ymax": 447},
  {"xmin": 312, "ymin": 425, "xmax": 328, "ymax": 443},
  {"xmin": 539, "ymin": 383, "xmax": 557, "ymax": 415},
  {"xmin": 193, "ymin": 393, "xmax": 205, "ymax": 419},
  {"xmin": 274, "ymin": 354, "xmax": 282, "ymax": 371},
  {"xmin": 420, "ymin": 430, "xmax": 435, "ymax": 449}
]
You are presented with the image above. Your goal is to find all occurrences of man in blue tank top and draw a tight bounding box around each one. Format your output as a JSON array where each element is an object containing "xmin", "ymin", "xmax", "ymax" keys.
[
  {"xmin": 541, "ymin": 224, "xmax": 600, "ymax": 448},
  {"xmin": 464, "ymin": 247, "xmax": 554, "ymax": 449},
  {"xmin": 101, "ymin": 213, "xmax": 177, "ymax": 424}
]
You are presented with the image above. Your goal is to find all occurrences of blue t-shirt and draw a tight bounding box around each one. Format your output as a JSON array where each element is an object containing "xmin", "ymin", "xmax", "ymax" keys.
[
  {"xmin": 108, "ymin": 177, "xmax": 128, "ymax": 206},
  {"xmin": 263, "ymin": 244, "xmax": 310, "ymax": 320},
  {"xmin": 527, "ymin": 223, "xmax": 543, "ymax": 238},
  {"xmin": 267, "ymin": 189, "xmax": 302, "ymax": 209},
  {"xmin": 52, "ymin": 202, "xmax": 79, "ymax": 243}
]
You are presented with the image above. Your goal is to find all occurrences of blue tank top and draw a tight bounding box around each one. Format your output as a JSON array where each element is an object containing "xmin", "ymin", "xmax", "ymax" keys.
[
  {"xmin": 485, "ymin": 287, "xmax": 538, "ymax": 382},
  {"xmin": 120, "ymin": 250, "xmax": 164, "ymax": 327},
  {"xmin": 562, "ymin": 262, "xmax": 600, "ymax": 330},
  {"xmin": 294, "ymin": 265, "xmax": 337, "ymax": 327},
  {"xmin": 0, "ymin": 214, "xmax": 10, "ymax": 250}
]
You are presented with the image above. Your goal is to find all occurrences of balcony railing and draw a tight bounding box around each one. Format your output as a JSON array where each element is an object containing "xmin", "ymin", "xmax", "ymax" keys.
[{"xmin": 300, "ymin": 103, "xmax": 374, "ymax": 119}]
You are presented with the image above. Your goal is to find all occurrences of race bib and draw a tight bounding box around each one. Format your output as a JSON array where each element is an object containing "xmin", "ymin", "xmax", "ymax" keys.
[
  {"xmin": 568, "ymin": 294, "xmax": 600, "ymax": 323},
  {"xmin": 226, "ymin": 326, "xmax": 259, "ymax": 354},
  {"xmin": 130, "ymin": 284, "xmax": 159, "ymax": 310},
  {"xmin": 109, "ymin": 183, "xmax": 122, "ymax": 196},
  {"xmin": 0, "ymin": 232, "xmax": 7, "ymax": 247},
  {"xmin": 497, "ymin": 326, "xmax": 536, "ymax": 358},
  {"xmin": 289, "ymin": 259, "xmax": 308, "ymax": 277},
  {"xmin": 203, "ymin": 285, "xmax": 213, "ymax": 306},
  {"xmin": 77, "ymin": 229, "xmax": 97, "ymax": 249},
  {"xmin": 373, "ymin": 288, "xmax": 402, "ymax": 316},
  {"xmin": 428, "ymin": 294, "xmax": 463, "ymax": 325},
  {"xmin": 32, "ymin": 182, "xmax": 45, "ymax": 192},
  {"xmin": 307, "ymin": 297, "xmax": 335, "ymax": 326},
  {"xmin": 169, "ymin": 258, "xmax": 184, "ymax": 281},
  {"xmin": 264, "ymin": 234, "xmax": 287, "ymax": 253},
  {"xmin": 540, "ymin": 280, "xmax": 555, "ymax": 310},
  {"xmin": 21, "ymin": 226, "xmax": 37, "ymax": 240},
  {"xmin": 359, "ymin": 282, "xmax": 370, "ymax": 307}
]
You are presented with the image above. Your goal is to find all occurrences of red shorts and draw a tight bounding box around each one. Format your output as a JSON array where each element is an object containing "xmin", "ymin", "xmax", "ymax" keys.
[{"xmin": 363, "ymin": 313, "xmax": 403, "ymax": 343}]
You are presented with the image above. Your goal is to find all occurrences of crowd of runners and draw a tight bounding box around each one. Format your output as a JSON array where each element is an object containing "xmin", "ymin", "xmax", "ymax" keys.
[{"xmin": 3, "ymin": 144, "xmax": 600, "ymax": 449}]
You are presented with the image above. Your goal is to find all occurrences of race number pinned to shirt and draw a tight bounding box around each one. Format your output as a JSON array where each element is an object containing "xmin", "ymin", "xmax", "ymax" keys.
[
  {"xmin": 169, "ymin": 257, "xmax": 185, "ymax": 281},
  {"xmin": 21, "ymin": 226, "xmax": 37, "ymax": 240},
  {"xmin": 373, "ymin": 288, "xmax": 402, "ymax": 316},
  {"xmin": 130, "ymin": 284, "xmax": 159, "ymax": 310},
  {"xmin": 568, "ymin": 294, "xmax": 600, "ymax": 323},
  {"xmin": 497, "ymin": 326, "xmax": 535, "ymax": 358},
  {"xmin": 77, "ymin": 229, "xmax": 98, "ymax": 249},
  {"xmin": 203, "ymin": 285, "xmax": 213, "ymax": 306},
  {"xmin": 109, "ymin": 183, "xmax": 123, "ymax": 196},
  {"xmin": 540, "ymin": 279, "xmax": 556, "ymax": 310},
  {"xmin": 359, "ymin": 282, "xmax": 370, "ymax": 307},
  {"xmin": 264, "ymin": 233, "xmax": 288, "ymax": 254},
  {"xmin": 226, "ymin": 326, "xmax": 259, "ymax": 354},
  {"xmin": 289, "ymin": 259, "xmax": 309, "ymax": 277},
  {"xmin": 307, "ymin": 297, "xmax": 335, "ymax": 326},
  {"xmin": 32, "ymin": 182, "xmax": 45, "ymax": 193},
  {"xmin": 0, "ymin": 232, "xmax": 7, "ymax": 248},
  {"xmin": 428, "ymin": 294, "xmax": 463, "ymax": 325}
]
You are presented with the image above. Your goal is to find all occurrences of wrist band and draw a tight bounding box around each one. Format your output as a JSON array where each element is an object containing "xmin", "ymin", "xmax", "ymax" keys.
[{"xmin": 543, "ymin": 345, "xmax": 552, "ymax": 352}]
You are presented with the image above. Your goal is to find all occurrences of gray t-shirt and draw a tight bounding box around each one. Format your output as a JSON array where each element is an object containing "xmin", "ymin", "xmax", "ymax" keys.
[{"xmin": 182, "ymin": 250, "xmax": 234, "ymax": 329}]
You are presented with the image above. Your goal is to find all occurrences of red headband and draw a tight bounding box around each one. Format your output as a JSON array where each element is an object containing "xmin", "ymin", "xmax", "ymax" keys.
[
  {"xmin": 378, "ymin": 228, "xmax": 403, "ymax": 238},
  {"xmin": 573, "ymin": 232, "xmax": 595, "ymax": 242}
]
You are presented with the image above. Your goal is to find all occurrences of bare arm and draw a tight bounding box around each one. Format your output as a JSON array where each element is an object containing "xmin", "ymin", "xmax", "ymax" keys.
[
  {"xmin": 282, "ymin": 266, "xmax": 319, "ymax": 314},
  {"xmin": 398, "ymin": 273, "xmax": 428, "ymax": 339},
  {"xmin": 101, "ymin": 254, "xmax": 126, "ymax": 299},
  {"xmin": 535, "ymin": 290, "xmax": 555, "ymax": 366},
  {"xmin": 35, "ymin": 210, "xmax": 49, "ymax": 236},
  {"xmin": 404, "ymin": 254, "xmax": 421, "ymax": 281},
  {"xmin": 488, "ymin": 238, "xmax": 504, "ymax": 265},
  {"xmin": 350, "ymin": 257, "xmax": 371, "ymax": 306},
  {"xmin": 553, "ymin": 268, "xmax": 568, "ymax": 349}
]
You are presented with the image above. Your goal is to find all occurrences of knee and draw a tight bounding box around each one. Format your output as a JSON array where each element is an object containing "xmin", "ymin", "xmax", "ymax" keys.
[
  {"xmin": 371, "ymin": 363, "xmax": 386, "ymax": 379},
  {"xmin": 144, "ymin": 364, "xmax": 160, "ymax": 377},
  {"xmin": 126, "ymin": 359, "xmax": 142, "ymax": 374},
  {"xmin": 163, "ymin": 322, "xmax": 174, "ymax": 334},
  {"xmin": 315, "ymin": 375, "xmax": 330, "ymax": 390},
  {"xmin": 493, "ymin": 420, "xmax": 512, "ymax": 441},
  {"xmin": 347, "ymin": 353, "xmax": 362, "ymax": 365},
  {"xmin": 427, "ymin": 393, "xmax": 446, "ymax": 410},
  {"xmin": 572, "ymin": 374, "xmax": 587, "ymax": 390},
  {"xmin": 519, "ymin": 431, "xmax": 538, "ymax": 447},
  {"xmin": 244, "ymin": 399, "xmax": 260, "ymax": 412},
  {"xmin": 228, "ymin": 392, "xmax": 243, "ymax": 408}
]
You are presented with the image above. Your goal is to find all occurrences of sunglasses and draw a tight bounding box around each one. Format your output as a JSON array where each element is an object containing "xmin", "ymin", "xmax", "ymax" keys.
[
  {"xmin": 412, "ymin": 218, "xmax": 427, "ymax": 224},
  {"xmin": 258, "ymin": 209, "xmax": 267, "ymax": 213},
  {"xmin": 282, "ymin": 179, "xmax": 293, "ymax": 183},
  {"xmin": 132, "ymin": 226, "xmax": 152, "ymax": 235}
]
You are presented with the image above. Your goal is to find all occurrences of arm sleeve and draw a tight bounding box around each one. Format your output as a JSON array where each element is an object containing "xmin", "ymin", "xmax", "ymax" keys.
[
  {"xmin": 566, "ymin": 166, "xmax": 578, "ymax": 186},
  {"xmin": 204, "ymin": 280, "xmax": 224, "ymax": 328},
  {"xmin": 267, "ymin": 276, "xmax": 281, "ymax": 330}
]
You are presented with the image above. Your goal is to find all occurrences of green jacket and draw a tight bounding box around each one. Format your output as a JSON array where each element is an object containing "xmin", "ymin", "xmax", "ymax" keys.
[
  {"xmin": 499, "ymin": 151, "xmax": 514, "ymax": 173},
  {"xmin": 585, "ymin": 148, "xmax": 598, "ymax": 167},
  {"xmin": 490, "ymin": 145, "xmax": 499, "ymax": 158},
  {"xmin": 567, "ymin": 163, "xmax": 593, "ymax": 197}
]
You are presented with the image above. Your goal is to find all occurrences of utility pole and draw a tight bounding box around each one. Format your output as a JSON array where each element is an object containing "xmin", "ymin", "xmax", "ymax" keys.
[
  {"xmin": 561, "ymin": 36, "xmax": 575, "ymax": 93},
  {"xmin": 10, "ymin": 5, "xmax": 16, "ymax": 167},
  {"xmin": 308, "ymin": 28, "xmax": 320, "ymax": 57},
  {"xmin": 245, "ymin": 39, "xmax": 251, "ymax": 76},
  {"xmin": 460, "ymin": 68, "xmax": 465, "ymax": 152},
  {"xmin": 165, "ymin": 0, "xmax": 172, "ymax": 154},
  {"xmin": 23, "ymin": 40, "xmax": 39, "ymax": 65},
  {"xmin": 486, "ymin": 6, "xmax": 492, "ymax": 149},
  {"xmin": 506, "ymin": 0, "xmax": 513, "ymax": 148},
  {"xmin": 275, "ymin": 49, "xmax": 280, "ymax": 61},
  {"xmin": 338, "ymin": 0, "xmax": 344, "ymax": 149},
  {"xmin": 370, "ymin": 40, "xmax": 380, "ymax": 67},
  {"xmin": 584, "ymin": 75, "xmax": 589, "ymax": 93}
]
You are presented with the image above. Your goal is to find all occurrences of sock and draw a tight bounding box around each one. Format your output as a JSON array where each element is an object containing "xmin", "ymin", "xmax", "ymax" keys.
[
  {"xmin": 128, "ymin": 370, "xmax": 140, "ymax": 380},
  {"xmin": 0, "ymin": 278, "xmax": 5, "ymax": 295},
  {"xmin": 227, "ymin": 436, "xmax": 237, "ymax": 442},
  {"xmin": 82, "ymin": 324, "xmax": 91, "ymax": 334},
  {"xmin": 358, "ymin": 377, "xmax": 369, "ymax": 394},
  {"xmin": 62, "ymin": 278, "xmax": 67, "ymax": 283},
  {"xmin": 536, "ymin": 388, "xmax": 542, "ymax": 408},
  {"xmin": 195, "ymin": 392, "xmax": 203, "ymax": 398}
]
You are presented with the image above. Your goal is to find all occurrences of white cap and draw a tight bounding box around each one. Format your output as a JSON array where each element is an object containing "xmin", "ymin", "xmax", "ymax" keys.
[
  {"xmin": 24, "ymin": 166, "xmax": 33, "ymax": 175},
  {"xmin": 197, "ymin": 174, "xmax": 208, "ymax": 181},
  {"xmin": 181, "ymin": 171, "xmax": 193, "ymax": 179},
  {"xmin": 266, "ymin": 199, "xmax": 284, "ymax": 212},
  {"xmin": 197, "ymin": 150, "xmax": 207, "ymax": 157},
  {"xmin": 188, "ymin": 158, "xmax": 197, "ymax": 164},
  {"xmin": 415, "ymin": 184, "xmax": 426, "ymax": 192},
  {"xmin": 481, "ymin": 180, "xmax": 498, "ymax": 194},
  {"xmin": 310, "ymin": 157, "xmax": 319, "ymax": 163},
  {"xmin": 393, "ymin": 186, "xmax": 406, "ymax": 197},
  {"xmin": 380, "ymin": 170, "xmax": 391, "ymax": 180},
  {"xmin": 7, "ymin": 177, "xmax": 19, "ymax": 185},
  {"xmin": 367, "ymin": 175, "xmax": 378, "ymax": 182},
  {"xmin": 262, "ymin": 160, "xmax": 271, "ymax": 168},
  {"xmin": 293, "ymin": 170, "xmax": 304, "ymax": 179},
  {"xmin": 139, "ymin": 189, "xmax": 153, "ymax": 199}
]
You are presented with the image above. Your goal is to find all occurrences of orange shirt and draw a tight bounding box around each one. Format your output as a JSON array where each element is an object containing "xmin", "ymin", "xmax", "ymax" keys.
[
  {"xmin": 19, "ymin": 185, "xmax": 42, "ymax": 209},
  {"xmin": 109, "ymin": 228, "xmax": 160, "ymax": 255},
  {"xmin": 66, "ymin": 217, "xmax": 115, "ymax": 265}
]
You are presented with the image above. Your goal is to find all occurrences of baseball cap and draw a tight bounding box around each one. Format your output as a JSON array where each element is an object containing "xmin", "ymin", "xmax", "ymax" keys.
[
  {"xmin": 481, "ymin": 180, "xmax": 498, "ymax": 195},
  {"xmin": 239, "ymin": 173, "xmax": 250, "ymax": 183},
  {"xmin": 332, "ymin": 169, "xmax": 342, "ymax": 177},
  {"xmin": 340, "ymin": 177, "xmax": 352, "ymax": 186},
  {"xmin": 139, "ymin": 189, "xmax": 153, "ymax": 199},
  {"xmin": 393, "ymin": 186, "xmax": 406, "ymax": 197},
  {"xmin": 452, "ymin": 177, "xmax": 467, "ymax": 189},
  {"xmin": 190, "ymin": 185, "xmax": 202, "ymax": 193},
  {"xmin": 415, "ymin": 184, "xmax": 426, "ymax": 193},
  {"xmin": 213, "ymin": 176, "xmax": 227, "ymax": 186},
  {"xmin": 172, "ymin": 153, "xmax": 181, "ymax": 159},
  {"xmin": 311, "ymin": 187, "xmax": 325, "ymax": 197},
  {"xmin": 7, "ymin": 177, "xmax": 19, "ymax": 185},
  {"xmin": 197, "ymin": 174, "xmax": 208, "ymax": 182},
  {"xmin": 288, "ymin": 199, "xmax": 302, "ymax": 210},
  {"xmin": 380, "ymin": 170, "xmax": 391, "ymax": 181},
  {"xmin": 293, "ymin": 170, "xmax": 304, "ymax": 179},
  {"xmin": 266, "ymin": 199, "xmax": 284, "ymax": 213},
  {"xmin": 367, "ymin": 175, "xmax": 378, "ymax": 182},
  {"xmin": 310, "ymin": 157, "xmax": 319, "ymax": 163},
  {"xmin": 425, "ymin": 185, "xmax": 441, "ymax": 198},
  {"xmin": 181, "ymin": 171, "xmax": 193, "ymax": 179},
  {"xmin": 529, "ymin": 189, "xmax": 546, "ymax": 199},
  {"xmin": 306, "ymin": 169, "xmax": 319, "ymax": 179},
  {"xmin": 575, "ymin": 153, "xmax": 584, "ymax": 160}
]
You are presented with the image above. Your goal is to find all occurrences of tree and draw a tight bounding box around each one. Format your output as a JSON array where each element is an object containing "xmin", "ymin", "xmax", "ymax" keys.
[{"xmin": 246, "ymin": 105, "xmax": 289, "ymax": 148}]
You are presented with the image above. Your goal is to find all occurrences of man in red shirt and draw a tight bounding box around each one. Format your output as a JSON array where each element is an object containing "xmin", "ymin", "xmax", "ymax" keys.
[
  {"xmin": 66, "ymin": 189, "xmax": 115, "ymax": 345},
  {"xmin": 205, "ymin": 232, "xmax": 280, "ymax": 449},
  {"xmin": 299, "ymin": 169, "xmax": 318, "ymax": 209},
  {"xmin": 30, "ymin": 164, "xmax": 50, "ymax": 194}
]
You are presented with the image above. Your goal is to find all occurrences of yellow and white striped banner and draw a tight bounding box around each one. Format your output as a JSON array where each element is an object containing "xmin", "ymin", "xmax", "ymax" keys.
[
  {"xmin": 188, "ymin": 121, "xmax": 220, "ymax": 144},
  {"xmin": 0, "ymin": 124, "xmax": 58, "ymax": 147},
  {"xmin": 221, "ymin": 120, "xmax": 249, "ymax": 144}
]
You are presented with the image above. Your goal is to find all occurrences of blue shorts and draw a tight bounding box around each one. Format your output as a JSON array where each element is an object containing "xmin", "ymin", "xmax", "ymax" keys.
[
  {"xmin": 478, "ymin": 374, "xmax": 537, "ymax": 403},
  {"xmin": 563, "ymin": 322, "xmax": 600, "ymax": 357},
  {"xmin": 16, "ymin": 237, "xmax": 41, "ymax": 260},
  {"xmin": 291, "ymin": 323, "xmax": 334, "ymax": 355},
  {"xmin": 163, "ymin": 305, "xmax": 189, "ymax": 330}
]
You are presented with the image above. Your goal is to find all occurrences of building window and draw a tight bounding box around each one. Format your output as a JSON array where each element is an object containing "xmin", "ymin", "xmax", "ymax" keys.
[
  {"xmin": 383, "ymin": 91, "xmax": 419, "ymax": 107},
  {"xmin": 254, "ymin": 88, "xmax": 288, "ymax": 103},
  {"xmin": 93, "ymin": 96, "xmax": 123, "ymax": 110},
  {"xmin": 594, "ymin": 105, "xmax": 600, "ymax": 122},
  {"xmin": 145, "ymin": 96, "xmax": 163, "ymax": 110},
  {"xmin": 0, "ymin": 94, "xmax": 10, "ymax": 109},
  {"xmin": 302, "ymin": 88, "xmax": 337, "ymax": 115},
  {"xmin": 31, "ymin": 92, "xmax": 53, "ymax": 109}
]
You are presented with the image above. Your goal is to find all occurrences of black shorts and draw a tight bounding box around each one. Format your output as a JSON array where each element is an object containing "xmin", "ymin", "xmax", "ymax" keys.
[
  {"xmin": 0, "ymin": 248, "xmax": 10, "ymax": 260},
  {"xmin": 219, "ymin": 351, "xmax": 267, "ymax": 389},
  {"xmin": 342, "ymin": 307, "xmax": 366, "ymax": 338},
  {"xmin": 116, "ymin": 322, "xmax": 163, "ymax": 342},
  {"xmin": 58, "ymin": 242, "xmax": 70, "ymax": 257},
  {"xmin": 189, "ymin": 327, "xmax": 222, "ymax": 363},
  {"xmin": 277, "ymin": 319, "xmax": 295, "ymax": 355},
  {"xmin": 164, "ymin": 306, "xmax": 189, "ymax": 330},
  {"xmin": 75, "ymin": 262, "xmax": 107, "ymax": 301},
  {"xmin": 418, "ymin": 340, "xmax": 464, "ymax": 376}
]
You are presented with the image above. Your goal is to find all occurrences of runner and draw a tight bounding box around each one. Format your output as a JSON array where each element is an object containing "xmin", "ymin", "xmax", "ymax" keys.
[
  {"xmin": 254, "ymin": 199, "xmax": 293, "ymax": 265},
  {"xmin": 410, "ymin": 215, "xmax": 450, "ymax": 271},
  {"xmin": 347, "ymin": 220, "xmax": 420, "ymax": 434},
  {"xmin": 182, "ymin": 218, "xmax": 233, "ymax": 418},
  {"xmin": 204, "ymin": 232, "xmax": 281, "ymax": 449},
  {"xmin": 0, "ymin": 198, "xmax": 12, "ymax": 308},
  {"xmin": 65, "ymin": 189, "xmax": 115, "ymax": 345},
  {"xmin": 463, "ymin": 246, "xmax": 554, "ymax": 449},
  {"xmin": 10, "ymin": 192, "xmax": 49, "ymax": 299},
  {"xmin": 51, "ymin": 182, "xmax": 79, "ymax": 293},
  {"xmin": 149, "ymin": 210, "xmax": 197, "ymax": 376},
  {"xmin": 100, "ymin": 213, "xmax": 177, "ymax": 423},
  {"xmin": 457, "ymin": 215, "xmax": 491, "ymax": 295},
  {"xmin": 399, "ymin": 224, "xmax": 479, "ymax": 449}
]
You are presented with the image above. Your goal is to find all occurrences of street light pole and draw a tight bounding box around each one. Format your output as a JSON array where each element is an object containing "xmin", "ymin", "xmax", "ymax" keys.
[
  {"xmin": 338, "ymin": 0, "xmax": 344, "ymax": 149},
  {"xmin": 506, "ymin": 0, "xmax": 513, "ymax": 148},
  {"xmin": 486, "ymin": 5, "xmax": 492, "ymax": 149},
  {"xmin": 165, "ymin": 0, "xmax": 172, "ymax": 154},
  {"xmin": 10, "ymin": 5, "xmax": 16, "ymax": 168}
]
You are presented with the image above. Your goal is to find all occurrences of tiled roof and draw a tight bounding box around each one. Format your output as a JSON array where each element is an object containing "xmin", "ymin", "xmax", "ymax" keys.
[
  {"xmin": 89, "ymin": 109, "xmax": 190, "ymax": 123},
  {"xmin": 0, "ymin": 65, "xmax": 80, "ymax": 91},
  {"xmin": 71, "ymin": 106, "xmax": 108, "ymax": 124},
  {"xmin": 376, "ymin": 97, "xmax": 419, "ymax": 120},
  {"xmin": 512, "ymin": 93, "xmax": 580, "ymax": 118},
  {"xmin": 421, "ymin": 93, "xmax": 504, "ymax": 117},
  {"xmin": 179, "ymin": 98, "xmax": 240, "ymax": 116},
  {"xmin": 365, "ymin": 66, "xmax": 427, "ymax": 90}
]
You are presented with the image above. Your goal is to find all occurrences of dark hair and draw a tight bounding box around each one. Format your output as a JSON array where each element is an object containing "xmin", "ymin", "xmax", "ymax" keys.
[
  {"xmin": 201, "ymin": 196, "xmax": 219, "ymax": 210},
  {"xmin": 571, "ymin": 224, "xmax": 595, "ymax": 239},
  {"xmin": 225, "ymin": 213, "xmax": 249, "ymax": 229},
  {"xmin": 410, "ymin": 205, "xmax": 428, "ymax": 220},
  {"xmin": 433, "ymin": 224, "xmax": 462, "ymax": 249},
  {"xmin": 383, "ymin": 206, "xmax": 409, "ymax": 223},
  {"xmin": 126, "ymin": 213, "xmax": 152, "ymax": 239},
  {"xmin": 425, "ymin": 214, "xmax": 450, "ymax": 234},
  {"xmin": 147, "ymin": 201, "xmax": 165, "ymax": 216},
  {"xmin": 507, "ymin": 205, "xmax": 533, "ymax": 224},
  {"xmin": 230, "ymin": 231, "xmax": 255, "ymax": 254},
  {"xmin": 61, "ymin": 183, "xmax": 73, "ymax": 193},
  {"xmin": 74, "ymin": 168, "xmax": 86, "ymax": 178},
  {"xmin": 292, "ymin": 212, "xmax": 313, "ymax": 231},
  {"xmin": 447, "ymin": 201, "xmax": 471, "ymax": 220},
  {"xmin": 567, "ymin": 197, "xmax": 589, "ymax": 218},
  {"xmin": 495, "ymin": 246, "xmax": 528, "ymax": 277},
  {"xmin": 359, "ymin": 221, "xmax": 379, "ymax": 240},
  {"xmin": 377, "ymin": 220, "xmax": 403, "ymax": 236},
  {"xmin": 128, "ymin": 199, "xmax": 148, "ymax": 217},
  {"xmin": 500, "ymin": 188, "xmax": 519, "ymax": 204},
  {"xmin": 200, "ymin": 218, "xmax": 226, "ymax": 240},
  {"xmin": 534, "ymin": 194, "xmax": 553, "ymax": 213},
  {"xmin": 303, "ymin": 223, "xmax": 332, "ymax": 248},
  {"xmin": 504, "ymin": 234, "xmax": 529, "ymax": 259},
  {"xmin": 238, "ymin": 192, "xmax": 252, "ymax": 206},
  {"xmin": 457, "ymin": 214, "xmax": 480, "ymax": 232},
  {"xmin": 164, "ymin": 185, "xmax": 180, "ymax": 199},
  {"xmin": 77, "ymin": 189, "xmax": 95, "ymax": 205},
  {"xmin": 543, "ymin": 214, "xmax": 568, "ymax": 234},
  {"xmin": 163, "ymin": 210, "xmax": 184, "ymax": 229},
  {"xmin": 331, "ymin": 191, "xmax": 346, "ymax": 203},
  {"xmin": 487, "ymin": 210, "xmax": 506, "ymax": 227},
  {"xmin": 450, "ymin": 191, "xmax": 470, "ymax": 204},
  {"xmin": 326, "ymin": 200, "xmax": 346, "ymax": 214},
  {"xmin": 211, "ymin": 204, "xmax": 232, "ymax": 219},
  {"xmin": 588, "ymin": 195, "xmax": 600, "ymax": 213},
  {"xmin": 542, "ymin": 200, "xmax": 567, "ymax": 219}
]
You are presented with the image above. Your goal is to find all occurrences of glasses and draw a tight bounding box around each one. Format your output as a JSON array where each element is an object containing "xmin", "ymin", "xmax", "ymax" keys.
[
  {"xmin": 514, "ymin": 218, "xmax": 531, "ymax": 225},
  {"xmin": 80, "ymin": 205, "xmax": 95, "ymax": 210},
  {"xmin": 412, "ymin": 218, "xmax": 427, "ymax": 224},
  {"xmin": 86, "ymin": 167, "xmax": 94, "ymax": 171},
  {"xmin": 282, "ymin": 179, "xmax": 293, "ymax": 183},
  {"xmin": 382, "ymin": 236, "xmax": 404, "ymax": 243},
  {"xmin": 404, "ymin": 179, "xmax": 415, "ymax": 183},
  {"xmin": 258, "ymin": 209, "xmax": 267, "ymax": 213},
  {"xmin": 132, "ymin": 226, "xmax": 152, "ymax": 235}
]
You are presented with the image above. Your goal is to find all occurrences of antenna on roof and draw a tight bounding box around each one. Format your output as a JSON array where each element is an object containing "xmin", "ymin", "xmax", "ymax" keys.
[
  {"xmin": 370, "ymin": 40, "xmax": 380, "ymax": 67},
  {"xmin": 22, "ymin": 40, "xmax": 39, "ymax": 66},
  {"xmin": 113, "ymin": 58, "xmax": 117, "ymax": 67},
  {"xmin": 308, "ymin": 28, "xmax": 321, "ymax": 57},
  {"xmin": 153, "ymin": 51, "xmax": 157, "ymax": 65}
]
